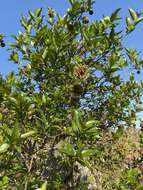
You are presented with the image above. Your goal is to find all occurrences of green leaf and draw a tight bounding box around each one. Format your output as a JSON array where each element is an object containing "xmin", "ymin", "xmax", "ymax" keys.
[
  {"xmin": 76, "ymin": 158, "xmax": 91, "ymax": 169},
  {"xmin": 28, "ymin": 11, "xmax": 35, "ymax": 20},
  {"xmin": 20, "ymin": 20, "xmax": 27, "ymax": 30},
  {"xmin": 39, "ymin": 181, "xmax": 48, "ymax": 190},
  {"xmin": 110, "ymin": 8, "xmax": 121, "ymax": 21},
  {"xmin": 42, "ymin": 48, "xmax": 48, "ymax": 60},
  {"xmin": 61, "ymin": 143, "xmax": 76, "ymax": 157},
  {"xmin": 0, "ymin": 113, "xmax": 2, "ymax": 120},
  {"xmin": 27, "ymin": 24, "xmax": 32, "ymax": 33},
  {"xmin": 126, "ymin": 16, "xmax": 133, "ymax": 26},
  {"xmin": 81, "ymin": 149, "xmax": 96, "ymax": 158},
  {"xmin": 21, "ymin": 130, "xmax": 36, "ymax": 139},
  {"xmin": 69, "ymin": 0, "xmax": 75, "ymax": 5},
  {"xmin": 126, "ymin": 16, "xmax": 135, "ymax": 33},
  {"xmin": 52, "ymin": 36, "xmax": 58, "ymax": 50},
  {"xmin": 85, "ymin": 120, "xmax": 99, "ymax": 135},
  {"xmin": 72, "ymin": 110, "xmax": 82, "ymax": 133},
  {"xmin": 48, "ymin": 17, "xmax": 54, "ymax": 25},
  {"xmin": 11, "ymin": 126, "xmax": 20, "ymax": 143},
  {"xmin": 42, "ymin": 94, "xmax": 46, "ymax": 104},
  {"xmin": 0, "ymin": 143, "xmax": 10, "ymax": 153},
  {"xmin": 113, "ymin": 127, "xmax": 124, "ymax": 139},
  {"xmin": 9, "ymin": 52, "xmax": 19, "ymax": 63},
  {"xmin": 128, "ymin": 8, "xmax": 138, "ymax": 21},
  {"xmin": 85, "ymin": 120, "xmax": 98, "ymax": 127},
  {"xmin": 111, "ymin": 65, "xmax": 120, "ymax": 72},
  {"xmin": 36, "ymin": 16, "xmax": 44, "ymax": 29},
  {"xmin": 135, "ymin": 17, "xmax": 143, "ymax": 25},
  {"xmin": 36, "ymin": 8, "xmax": 42, "ymax": 17},
  {"xmin": 82, "ymin": 30, "xmax": 88, "ymax": 41},
  {"xmin": 8, "ymin": 97, "xmax": 18, "ymax": 106},
  {"xmin": 135, "ymin": 104, "xmax": 143, "ymax": 112}
]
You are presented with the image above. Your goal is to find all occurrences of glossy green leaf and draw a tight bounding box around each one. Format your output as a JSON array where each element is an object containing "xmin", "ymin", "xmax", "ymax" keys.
[
  {"xmin": 135, "ymin": 17, "xmax": 143, "ymax": 25},
  {"xmin": 128, "ymin": 8, "xmax": 138, "ymax": 21},
  {"xmin": 135, "ymin": 104, "xmax": 143, "ymax": 112},
  {"xmin": 36, "ymin": 8, "xmax": 42, "ymax": 17},
  {"xmin": 21, "ymin": 131, "xmax": 36, "ymax": 139},
  {"xmin": 61, "ymin": 143, "xmax": 76, "ymax": 157},
  {"xmin": 72, "ymin": 110, "xmax": 82, "ymax": 133},
  {"xmin": 0, "ymin": 143, "xmax": 10, "ymax": 153},
  {"xmin": 42, "ymin": 48, "xmax": 49, "ymax": 59},
  {"xmin": 11, "ymin": 126, "xmax": 20, "ymax": 143},
  {"xmin": 39, "ymin": 181, "xmax": 48, "ymax": 190},
  {"xmin": 126, "ymin": 16, "xmax": 135, "ymax": 32},
  {"xmin": 110, "ymin": 8, "xmax": 121, "ymax": 21},
  {"xmin": 81, "ymin": 149, "xmax": 96, "ymax": 157},
  {"xmin": 9, "ymin": 52, "xmax": 19, "ymax": 63}
]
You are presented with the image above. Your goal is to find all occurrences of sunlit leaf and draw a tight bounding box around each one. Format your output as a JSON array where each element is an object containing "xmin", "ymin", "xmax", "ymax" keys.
[{"xmin": 0, "ymin": 143, "xmax": 9, "ymax": 153}]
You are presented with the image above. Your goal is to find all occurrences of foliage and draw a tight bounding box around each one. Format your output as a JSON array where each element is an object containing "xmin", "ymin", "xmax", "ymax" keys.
[{"xmin": 0, "ymin": 0, "xmax": 143, "ymax": 189}]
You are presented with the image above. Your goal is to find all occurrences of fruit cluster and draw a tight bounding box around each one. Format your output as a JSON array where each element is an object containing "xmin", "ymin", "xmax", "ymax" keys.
[{"xmin": 73, "ymin": 64, "xmax": 89, "ymax": 80}]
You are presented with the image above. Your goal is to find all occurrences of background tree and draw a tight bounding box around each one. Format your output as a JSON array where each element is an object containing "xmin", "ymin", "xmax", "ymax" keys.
[{"xmin": 0, "ymin": 0, "xmax": 143, "ymax": 189}]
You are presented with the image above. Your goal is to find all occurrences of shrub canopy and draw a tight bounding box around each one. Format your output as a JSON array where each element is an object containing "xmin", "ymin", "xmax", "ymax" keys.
[{"xmin": 0, "ymin": 0, "xmax": 143, "ymax": 189}]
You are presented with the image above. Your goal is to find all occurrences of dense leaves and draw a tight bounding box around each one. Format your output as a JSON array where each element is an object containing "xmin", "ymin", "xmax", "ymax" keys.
[{"xmin": 0, "ymin": 0, "xmax": 143, "ymax": 189}]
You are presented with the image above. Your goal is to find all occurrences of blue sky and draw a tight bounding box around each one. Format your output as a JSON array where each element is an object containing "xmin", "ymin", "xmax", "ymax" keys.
[{"xmin": 1, "ymin": 0, "xmax": 143, "ymax": 75}]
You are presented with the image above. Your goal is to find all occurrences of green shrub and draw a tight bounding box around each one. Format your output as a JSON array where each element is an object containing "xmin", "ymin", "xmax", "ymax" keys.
[{"xmin": 0, "ymin": 0, "xmax": 143, "ymax": 189}]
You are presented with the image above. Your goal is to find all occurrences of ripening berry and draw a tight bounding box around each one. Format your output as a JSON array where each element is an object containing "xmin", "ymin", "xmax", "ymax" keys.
[
  {"xmin": 0, "ymin": 40, "xmax": 5, "ymax": 47},
  {"xmin": 82, "ymin": 16, "xmax": 89, "ymax": 24},
  {"xmin": 89, "ymin": 10, "xmax": 94, "ymax": 15},
  {"xmin": 67, "ymin": 23, "xmax": 74, "ymax": 31},
  {"xmin": 81, "ymin": 6, "xmax": 85, "ymax": 12}
]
